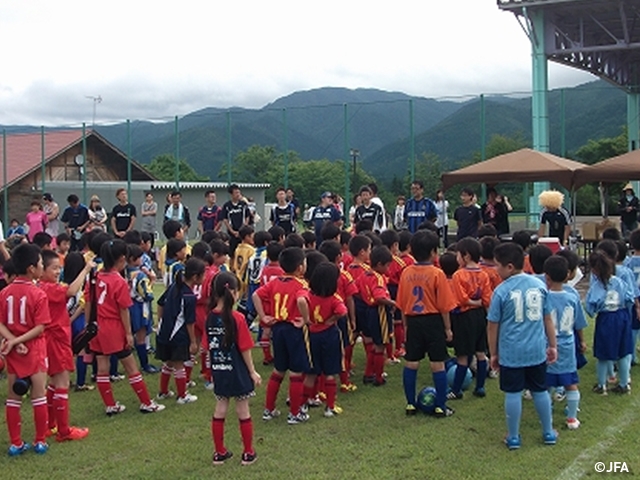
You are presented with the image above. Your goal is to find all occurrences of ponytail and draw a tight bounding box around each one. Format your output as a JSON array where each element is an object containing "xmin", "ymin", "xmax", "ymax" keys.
[
  {"xmin": 589, "ymin": 250, "xmax": 613, "ymax": 285},
  {"xmin": 211, "ymin": 272, "xmax": 238, "ymax": 349}
]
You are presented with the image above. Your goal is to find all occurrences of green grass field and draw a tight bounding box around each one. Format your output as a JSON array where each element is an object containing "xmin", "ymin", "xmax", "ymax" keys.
[{"xmin": 1, "ymin": 285, "xmax": 640, "ymax": 479}]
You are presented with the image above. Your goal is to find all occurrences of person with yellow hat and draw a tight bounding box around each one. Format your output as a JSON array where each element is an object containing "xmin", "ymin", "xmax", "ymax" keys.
[{"xmin": 618, "ymin": 183, "xmax": 639, "ymax": 239}]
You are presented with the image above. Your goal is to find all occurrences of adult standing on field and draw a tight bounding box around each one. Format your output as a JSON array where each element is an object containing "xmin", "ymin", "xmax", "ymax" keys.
[
  {"xmin": 286, "ymin": 188, "xmax": 301, "ymax": 217},
  {"xmin": 354, "ymin": 186, "xmax": 385, "ymax": 232},
  {"xmin": 619, "ymin": 183, "xmax": 639, "ymax": 238},
  {"xmin": 368, "ymin": 183, "xmax": 387, "ymax": 231},
  {"xmin": 43, "ymin": 193, "xmax": 61, "ymax": 238},
  {"xmin": 61, "ymin": 194, "xmax": 90, "ymax": 251},
  {"xmin": 197, "ymin": 189, "xmax": 221, "ymax": 235},
  {"xmin": 404, "ymin": 180, "xmax": 437, "ymax": 233},
  {"xmin": 270, "ymin": 187, "xmax": 297, "ymax": 235},
  {"xmin": 164, "ymin": 191, "xmax": 192, "ymax": 234},
  {"xmin": 111, "ymin": 188, "xmax": 137, "ymax": 238},
  {"xmin": 222, "ymin": 184, "xmax": 251, "ymax": 257},
  {"xmin": 140, "ymin": 192, "xmax": 158, "ymax": 241},
  {"xmin": 311, "ymin": 192, "xmax": 342, "ymax": 246},
  {"xmin": 481, "ymin": 187, "xmax": 510, "ymax": 236}
]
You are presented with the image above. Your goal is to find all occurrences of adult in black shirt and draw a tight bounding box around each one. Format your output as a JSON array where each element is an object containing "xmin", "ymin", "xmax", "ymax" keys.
[
  {"xmin": 619, "ymin": 183, "xmax": 639, "ymax": 238},
  {"xmin": 286, "ymin": 188, "xmax": 301, "ymax": 217},
  {"xmin": 270, "ymin": 187, "xmax": 297, "ymax": 235},
  {"xmin": 354, "ymin": 186, "xmax": 385, "ymax": 232},
  {"xmin": 481, "ymin": 188, "xmax": 510, "ymax": 236},
  {"xmin": 453, "ymin": 187, "xmax": 482, "ymax": 240},
  {"xmin": 222, "ymin": 184, "xmax": 250, "ymax": 256},
  {"xmin": 539, "ymin": 205, "xmax": 572, "ymax": 245},
  {"xmin": 110, "ymin": 188, "xmax": 137, "ymax": 238},
  {"xmin": 60, "ymin": 194, "xmax": 90, "ymax": 250}
]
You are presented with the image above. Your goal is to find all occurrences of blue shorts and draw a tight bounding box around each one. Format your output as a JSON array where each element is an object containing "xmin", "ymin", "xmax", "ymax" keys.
[
  {"xmin": 546, "ymin": 371, "xmax": 579, "ymax": 388},
  {"xmin": 337, "ymin": 316, "xmax": 351, "ymax": 348},
  {"xmin": 499, "ymin": 362, "xmax": 547, "ymax": 393},
  {"xmin": 632, "ymin": 304, "xmax": 640, "ymax": 330},
  {"xmin": 353, "ymin": 296, "xmax": 367, "ymax": 333},
  {"xmin": 309, "ymin": 326, "xmax": 343, "ymax": 376},
  {"xmin": 594, "ymin": 309, "xmax": 633, "ymax": 361},
  {"xmin": 130, "ymin": 303, "xmax": 150, "ymax": 333},
  {"xmin": 271, "ymin": 322, "xmax": 312, "ymax": 374},
  {"xmin": 362, "ymin": 305, "xmax": 392, "ymax": 346},
  {"xmin": 71, "ymin": 314, "xmax": 86, "ymax": 339}
]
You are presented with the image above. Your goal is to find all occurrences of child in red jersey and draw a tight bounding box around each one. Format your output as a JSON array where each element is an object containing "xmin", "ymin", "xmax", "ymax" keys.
[
  {"xmin": 380, "ymin": 230, "xmax": 408, "ymax": 362},
  {"xmin": 299, "ymin": 262, "xmax": 348, "ymax": 417},
  {"xmin": 86, "ymin": 239, "xmax": 165, "ymax": 416},
  {"xmin": 479, "ymin": 236, "xmax": 503, "ymax": 290},
  {"xmin": 340, "ymin": 231, "xmax": 354, "ymax": 269},
  {"xmin": 0, "ymin": 244, "xmax": 52, "ymax": 455},
  {"xmin": 253, "ymin": 247, "xmax": 310, "ymax": 425},
  {"xmin": 39, "ymin": 250, "xmax": 93, "ymax": 442},
  {"xmin": 357, "ymin": 246, "xmax": 396, "ymax": 386},
  {"xmin": 257, "ymin": 242, "xmax": 285, "ymax": 366}
]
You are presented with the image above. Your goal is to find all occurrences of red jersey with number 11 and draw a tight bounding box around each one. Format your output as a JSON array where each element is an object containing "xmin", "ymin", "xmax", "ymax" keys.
[{"xmin": 255, "ymin": 276, "xmax": 308, "ymax": 323}]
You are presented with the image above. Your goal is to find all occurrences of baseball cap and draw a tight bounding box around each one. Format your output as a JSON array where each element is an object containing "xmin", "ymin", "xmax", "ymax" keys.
[
  {"xmin": 43, "ymin": 193, "xmax": 53, "ymax": 201},
  {"xmin": 321, "ymin": 191, "xmax": 333, "ymax": 199}
]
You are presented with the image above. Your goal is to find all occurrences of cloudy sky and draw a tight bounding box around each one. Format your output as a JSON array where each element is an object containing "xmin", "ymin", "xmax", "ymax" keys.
[{"xmin": 0, "ymin": 0, "xmax": 595, "ymax": 126}]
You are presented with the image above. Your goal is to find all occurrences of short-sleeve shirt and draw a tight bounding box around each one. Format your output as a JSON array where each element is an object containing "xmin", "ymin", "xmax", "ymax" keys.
[
  {"xmin": 0, "ymin": 277, "xmax": 51, "ymax": 338},
  {"xmin": 354, "ymin": 203, "xmax": 385, "ymax": 232},
  {"xmin": 487, "ymin": 273, "xmax": 551, "ymax": 368},
  {"xmin": 198, "ymin": 205, "xmax": 220, "ymax": 232},
  {"xmin": 140, "ymin": 201, "xmax": 157, "ymax": 233},
  {"xmin": 338, "ymin": 269, "xmax": 358, "ymax": 301},
  {"xmin": 539, "ymin": 207, "xmax": 571, "ymax": 242},
  {"xmin": 222, "ymin": 200, "xmax": 250, "ymax": 231},
  {"xmin": 623, "ymin": 256, "xmax": 640, "ymax": 294},
  {"xmin": 261, "ymin": 263, "xmax": 285, "ymax": 285},
  {"xmin": 255, "ymin": 276, "xmax": 308, "ymax": 323},
  {"xmin": 386, "ymin": 255, "xmax": 407, "ymax": 287},
  {"xmin": 111, "ymin": 203, "xmax": 137, "ymax": 232},
  {"xmin": 61, "ymin": 204, "xmax": 90, "ymax": 230},
  {"xmin": 39, "ymin": 281, "xmax": 71, "ymax": 342},
  {"xmin": 480, "ymin": 262, "xmax": 502, "ymax": 290},
  {"xmin": 270, "ymin": 203, "xmax": 297, "ymax": 234},
  {"xmin": 307, "ymin": 293, "xmax": 348, "ymax": 333},
  {"xmin": 451, "ymin": 267, "xmax": 493, "ymax": 312},
  {"xmin": 91, "ymin": 271, "xmax": 134, "ymax": 323},
  {"xmin": 586, "ymin": 275, "xmax": 635, "ymax": 317},
  {"xmin": 157, "ymin": 282, "xmax": 196, "ymax": 345},
  {"xmin": 25, "ymin": 211, "xmax": 48, "ymax": 241},
  {"xmin": 312, "ymin": 205, "xmax": 342, "ymax": 243},
  {"xmin": 546, "ymin": 290, "xmax": 587, "ymax": 375},
  {"xmin": 404, "ymin": 197, "xmax": 437, "ymax": 233},
  {"xmin": 454, "ymin": 205, "xmax": 482, "ymax": 240},
  {"xmin": 356, "ymin": 269, "xmax": 390, "ymax": 307},
  {"xmin": 396, "ymin": 263, "xmax": 457, "ymax": 316}
]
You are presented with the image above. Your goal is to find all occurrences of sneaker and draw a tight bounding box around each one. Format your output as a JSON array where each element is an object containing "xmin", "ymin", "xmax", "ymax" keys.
[
  {"xmin": 504, "ymin": 435, "xmax": 521, "ymax": 450},
  {"xmin": 287, "ymin": 412, "xmax": 309, "ymax": 425},
  {"xmin": 307, "ymin": 396, "xmax": 323, "ymax": 407},
  {"xmin": 139, "ymin": 401, "xmax": 165, "ymax": 413},
  {"xmin": 592, "ymin": 384, "xmax": 607, "ymax": 395},
  {"xmin": 110, "ymin": 374, "xmax": 125, "ymax": 382},
  {"xmin": 324, "ymin": 407, "xmax": 342, "ymax": 418},
  {"xmin": 554, "ymin": 388, "xmax": 566, "ymax": 402},
  {"xmin": 607, "ymin": 375, "xmax": 618, "ymax": 385},
  {"xmin": 566, "ymin": 418, "xmax": 581, "ymax": 430},
  {"xmin": 7, "ymin": 442, "xmax": 30, "ymax": 457},
  {"xmin": 204, "ymin": 381, "xmax": 215, "ymax": 391},
  {"xmin": 262, "ymin": 409, "xmax": 281, "ymax": 421},
  {"xmin": 45, "ymin": 427, "xmax": 58, "ymax": 438},
  {"xmin": 362, "ymin": 375, "xmax": 375, "ymax": 385},
  {"xmin": 176, "ymin": 393, "xmax": 198, "ymax": 404},
  {"xmin": 488, "ymin": 369, "xmax": 499, "ymax": 379},
  {"xmin": 55, "ymin": 426, "xmax": 89, "ymax": 442},
  {"xmin": 157, "ymin": 391, "xmax": 175, "ymax": 400},
  {"xmin": 405, "ymin": 404, "xmax": 417, "ymax": 416},
  {"xmin": 473, "ymin": 388, "xmax": 486, "ymax": 398},
  {"xmin": 300, "ymin": 403, "xmax": 309, "ymax": 415},
  {"xmin": 523, "ymin": 389, "xmax": 533, "ymax": 400},
  {"xmin": 447, "ymin": 390, "xmax": 463, "ymax": 400},
  {"xmin": 105, "ymin": 402, "xmax": 126, "ymax": 416},
  {"xmin": 373, "ymin": 378, "xmax": 387, "ymax": 387},
  {"xmin": 74, "ymin": 384, "xmax": 95, "ymax": 392},
  {"xmin": 187, "ymin": 380, "xmax": 197, "ymax": 388},
  {"xmin": 143, "ymin": 365, "xmax": 159, "ymax": 374},
  {"xmin": 543, "ymin": 430, "xmax": 558, "ymax": 445},
  {"xmin": 241, "ymin": 451, "xmax": 257, "ymax": 466},
  {"xmin": 33, "ymin": 442, "xmax": 49, "ymax": 454},
  {"xmin": 611, "ymin": 384, "xmax": 632, "ymax": 395},
  {"xmin": 385, "ymin": 356, "xmax": 400, "ymax": 365},
  {"xmin": 432, "ymin": 406, "xmax": 455, "ymax": 418},
  {"xmin": 212, "ymin": 450, "xmax": 233, "ymax": 466}
]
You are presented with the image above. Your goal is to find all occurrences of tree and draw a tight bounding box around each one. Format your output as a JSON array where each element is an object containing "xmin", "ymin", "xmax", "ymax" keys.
[
  {"xmin": 471, "ymin": 132, "xmax": 529, "ymax": 164},
  {"xmin": 147, "ymin": 154, "xmax": 209, "ymax": 182}
]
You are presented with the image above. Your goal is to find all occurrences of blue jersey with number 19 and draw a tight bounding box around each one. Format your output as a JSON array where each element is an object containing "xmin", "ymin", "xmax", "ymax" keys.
[
  {"xmin": 546, "ymin": 290, "xmax": 587, "ymax": 375},
  {"xmin": 487, "ymin": 273, "xmax": 551, "ymax": 368}
]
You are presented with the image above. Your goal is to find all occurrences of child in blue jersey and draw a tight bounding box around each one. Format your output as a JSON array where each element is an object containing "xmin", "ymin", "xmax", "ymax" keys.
[
  {"xmin": 623, "ymin": 229, "xmax": 640, "ymax": 364},
  {"xmin": 543, "ymin": 256, "xmax": 587, "ymax": 430},
  {"xmin": 164, "ymin": 238, "xmax": 187, "ymax": 287},
  {"xmin": 487, "ymin": 243, "xmax": 558, "ymax": 450},
  {"xmin": 528, "ymin": 244, "xmax": 553, "ymax": 284},
  {"xmin": 245, "ymin": 231, "xmax": 272, "ymax": 326},
  {"xmin": 586, "ymin": 251, "xmax": 635, "ymax": 395}
]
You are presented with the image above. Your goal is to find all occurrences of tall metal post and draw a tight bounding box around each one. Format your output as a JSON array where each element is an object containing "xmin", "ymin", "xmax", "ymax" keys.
[
  {"xmin": 628, "ymin": 92, "xmax": 640, "ymax": 193},
  {"xmin": 41, "ymin": 126, "xmax": 46, "ymax": 192},
  {"xmin": 560, "ymin": 89, "xmax": 566, "ymax": 157},
  {"xmin": 126, "ymin": 119, "xmax": 132, "ymax": 199},
  {"xmin": 82, "ymin": 123, "xmax": 87, "ymax": 205},
  {"xmin": 2, "ymin": 130, "xmax": 7, "ymax": 229},
  {"xmin": 226, "ymin": 111, "xmax": 232, "ymax": 184},
  {"xmin": 283, "ymin": 108, "xmax": 289, "ymax": 189},
  {"xmin": 343, "ymin": 104, "xmax": 350, "ymax": 221},
  {"xmin": 174, "ymin": 116, "xmax": 180, "ymax": 189},
  {"xmin": 409, "ymin": 99, "xmax": 415, "ymax": 182},
  {"xmin": 480, "ymin": 94, "xmax": 487, "ymax": 202}
]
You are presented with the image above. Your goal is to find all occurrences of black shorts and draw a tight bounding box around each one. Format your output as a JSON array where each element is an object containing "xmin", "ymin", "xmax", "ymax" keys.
[
  {"xmin": 92, "ymin": 348, "xmax": 132, "ymax": 360},
  {"xmin": 155, "ymin": 341, "xmax": 190, "ymax": 363},
  {"xmin": 451, "ymin": 308, "xmax": 487, "ymax": 357},
  {"xmin": 404, "ymin": 314, "xmax": 448, "ymax": 363},
  {"xmin": 363, "ymin": 305, "xmax": 392, "ymax": 346},
  {"xmin": 499, "ymin": 362, "xmax": 547, "ymax": 393}
]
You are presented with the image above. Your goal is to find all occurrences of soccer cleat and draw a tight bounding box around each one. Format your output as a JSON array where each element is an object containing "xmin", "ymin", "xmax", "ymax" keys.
[
  {"xmin": 204, "ymin": 381, "xmax": 214, "ymax": 391},
  {"xmin": 432, "ymin": 406, "xmax": 455, "ymax": 418},
  {"xmin": 446, "ymin": 390, "xmax": 463, "ymax": 400},
  {"xmin": 187, "ymin": 380, "xmax": 197, "ymax": 388},
  {"xmin": 523, "ymin": 389, "xmax": 532, "ymax": 400},
  {"xmin": 143, "ymin": 365, "xmax": 159, "ymax": 374},
  {"xmin": 362, "ymin": 375, "xmax": 375, "ymax": 385},
  {"xmin": 543, "ymin": 430, "xmax": 558, "ymax": 445},
  {"xmin": 611, "ymin": 384, "xmax": 631, "ymax": 395},
  {"xmin": 307, "ymin": 396, "xmax": 323, "ymax": 407},
  {"xmin": 341, "ymin": 382, "xmax": 358, "ymax": 393},
  {"xmin": 385, "ymin": 356, "xmax": 401, "ymax": 365},
  {"xmin": 287, "ymin": 412, "xmax": 309, "ymax": 425},
  {"xmin": 45, "ymin": 427, "xmax": 58, "ymax": 438},
  {"xmin": 554, "ymin": 387, "xmax": 566, "ymax": 402},
  {"xmin": 105, "ymin": 402, "xmax": 126, "ymax": 416},
  {"xmin": 504, "ymin": 435, "xmax": 521, "ymax": 450},
  {"xmin": 300, "ymin": 403, "xmax": 309, "ymax": 415},
  {"xmin": 405, "ymin": 404, "xmax": 417, "ymax": 416},
  {"xmin": 566, "ymin": 418, "xmax": 581, "ymax": 430},
  {"xmin": 241, "ymin": 451, "xmax": 257, "ymax": 466},
  {"xmin": 592, "ymin": 384, "xmax": 607, "ymax": 395},
  {"xmin": 139, "ymin": 401, "xmax": 165, "ymax": 413},
  {"xmin": 324, "ymin": 407, "xmax": 342, "ymax": 418},
  {"xmin": 56, "ymin": 426, "xmax": 89, "ymax": 442},
  {"xmin": 74, "ymin": 384, "xmax": 95, "ymax": 392},
  {"xmin": 262, "ymin": 409, "xmax": 281, "ymax": 421},
  {"xmin": 373, "ymin": 378, "xmax": 387, "ymax": 387},
  {"xmin": 212, "ymin": 450, "xmax": 233, "ymax": 466},
  {"xmin": 157, "ymin": 391, "xmax": 175, "ymax": 400},
  {"xmin": 488, "ymin": 369, "xmax": 499, "ymax": 379},
  {"xmin": 33, "ymin": 442, "xmax": 49, "ymax": 454},
  {"xmin": 176, "ymin": 393, "xmax": 198, "ymax": 405},
  {"xmin": 110, "ymin": 374, "xmax": 125, "ymax": 382},
  {"xmin": 7, "ymin": 442, "xmax": 30, "ymax": 457},
  {"xmin": 473, "ymin": 388, "xmax": 486, "ymax": 398}
]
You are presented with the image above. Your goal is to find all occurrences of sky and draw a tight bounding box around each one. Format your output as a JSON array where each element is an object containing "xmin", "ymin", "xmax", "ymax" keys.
[{"xmin": 0, "ymin": 0, "xmax": 596, "ymax": 126}]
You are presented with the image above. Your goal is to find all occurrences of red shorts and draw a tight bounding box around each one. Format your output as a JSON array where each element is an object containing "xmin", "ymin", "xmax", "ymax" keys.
[
  {"xmin": 195, "ymin": 315, "xmax": 205, "ymax": 340},
  {"xmin": 89, "ymin": 319, "xmax": 127, "ymax": 355},
  {"xmin": 6, "ymin": 337, "xmax": 48, "ymax": 378},
  {"xmin": 47, "ymin": 336, "xmax": 74, "ymax": 376}
]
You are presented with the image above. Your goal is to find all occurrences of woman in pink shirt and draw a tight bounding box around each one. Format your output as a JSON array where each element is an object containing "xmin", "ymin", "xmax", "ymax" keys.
[{"xmin": 25, "ymin": 200, "xmax": 48, "ymax": 242}]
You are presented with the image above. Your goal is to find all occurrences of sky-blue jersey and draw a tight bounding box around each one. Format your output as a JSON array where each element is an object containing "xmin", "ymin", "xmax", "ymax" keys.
[
  {"xmin": 586, "ymin": 275, "xmax": 635, "ymax": 317},
  {"xmin": 623, "ymin": 256, "xmax": 640, "ymax": 298},
  {"xmin": 546, "ymin": 290, "xmax": 587, "ymax": 375},
  {"xmin": 589, "ymin": 265, "xmax": 639, "ymax": 298},
  {"xmin": 487, "ymin": 273, "xmax": 551, "ymax": 368},
  {"xmin": 532, "ymin": 273, "xmax": 546, "ymax": 284}
]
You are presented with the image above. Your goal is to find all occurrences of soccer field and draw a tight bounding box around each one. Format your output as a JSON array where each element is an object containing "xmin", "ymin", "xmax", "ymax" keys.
[{"xmin": 1, "ymin": 296, "xmax": 640, "ymax": 479}]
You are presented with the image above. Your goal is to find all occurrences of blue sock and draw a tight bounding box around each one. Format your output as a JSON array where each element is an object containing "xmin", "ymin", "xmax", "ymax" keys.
[
  {"xmin": 476, "ymin": 360, "xmax": 487, "ymax": 391},
  {"xmin": 618, "ymin": 354, "xmax": 632, "ymax": 387},
  {"xmin": 403, "ymin": 367, "xmax": 418, "ymax": 406},
  {"xmin": 607, "ymin": 359, "xmax": 615, "ymax": 378},
  {"xmin": 136, "ymin": 343, "xmax": 149, "ymax": 369},
  {"xmin": 531, "ymin": 391, "xmax": 553, "ymax": 435},
  {"xmin": 504, "ymin": 392, "xmax": 522, "ymax": 439},
  {"xmin": 110, "ymin": 355, "xmax": 118, "ymax": 376},
  {"xmin": 75, "ymin": 356, "xmax": 87, "ymax": 387},
  {"xmin": 452, "ymin": 364, "xmax": 467, "ymax": 394},
  {"xmin": 633, "ymin": 330, "xmax": 640, "ymax": 363},
  {"xmin": 566, "ymin": 390, "xmax": 580, "ymax": 419},
  {"xmin": 596, "ymin": 360, "xmax": 610, "ymax": 387},
  {"xmin": 433, "ymin": 370, "xmax": 448, "ymax": 409}
]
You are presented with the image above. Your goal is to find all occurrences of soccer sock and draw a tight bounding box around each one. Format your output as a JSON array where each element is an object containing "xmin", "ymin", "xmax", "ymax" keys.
[
  {"xmin": 433, "ymin": 370, "xmax": 448, "ymax": 409},
  {"xmin": 76, "ymin": 356, "xmax": 87, "ymax": 387},
  {"xmin": 318, "ymin": 375, "xmax": 326, "ymax": 396},
  {"xmin": 374, "ymin": 350, "xmax": 385, "ymax": 383},
  {"xmin": 566, "ymin": 390, "xmax": 580, "ymax": 419},
  {"xmin": 96, "ymin": 375, "xmax": 116, "ymax": 407},
  {"xmin": 476, "ymin": 360, "xmax": 488, "ymax": 391},
  {"xmin": 239, "ymin": 417, "xmax": 254, "ymax": 454},
  {"xmin": 200, "ymin": 352, "xmax": 208, "ymax": 376},
  {"xmin": 135, "ymin": 343, "xmax": 149, "ymax": 370},
  {"xmin": 607, "ymin": 359, "xmax": 616, "ymax": 379},
  {"xmin": 618, "ymin": 354, "xmax": 632, "ymax": 387},
  {"xmin": 339, "ymin": 370, "xmax": 349, "ymax": 386},
  {"xmin": 504, "ymin": 392, "xmax": 522, "ymax": 439},
  {"xmin": 394, "ymin": 323, "xmax": 405, "ymax": 352},
  {"xmin": 385, "ymin": 342, "xmax": 393, "ymax": 359},
  {"xmin": 53, "ymin": 388, "xmax": 70, "ymax": 437},
  {"xmin": 289, "ymin": 375, "xmax": 304, "ymax": 415},
  {"xmin": 159, "ymin": 364, "xmax": 172, "ymax": 394},
  {"xmin": 109, "ymin": 355, "xmax": 118, "ymax": 376},
  {"xmin": 265, "ymin": 372, "xmax": 284, "ymax": 411},
  {"xmin": 262, "ymin": 346, "xmax": 273, "ymax": 363},
  {"xmin": 5, "ymin": 399, "xmax": 22, "ymax": 446},
  {"xmin": 596, "ymin": 360, "xmax": 610, "ymax": 387},
  {"xmin": 47, "ymin": 385, "xmax": 56, "ymax": 430},
  {"xmin": 302, "ymin": 384, "xmax": 315, "ymax": 406},
  {"xmin": 403, "ymin": 367, "xmax": 418, "ymax": 405},
  {"xmin": 345, "ymin": 344, "xmax": 354, "ymax": 370},
  {"xmin": 325, "ymin": 378, "xmax": 337, "ymax": 409},
  {"xmin": 184, "ymin": 357, "xmax": 194, "ymax": 382},
  {"xmin": 212, "ymin": 417, "xmax": 226, "ymax": 454},
  {"xmin": 452, "ymin": 364, "xmax": 468, "ymax": 394},
  {"xmin": 32, "ymin": 397, "xmax": 48, "ymax": 443},
  {"xmin": 531, "ymin": 390, "xmax": 553, "ymax": 435},
  {"xmin": 174, "ymin": 368, "xmax": 187, "ymax": 398},
  {"xmin": 364, "ymin": 344, "xmax": 374, "ymax": 377},
  {"xmin": 129, "ymin": 373, "xmax": 152, "ymax": 406}
]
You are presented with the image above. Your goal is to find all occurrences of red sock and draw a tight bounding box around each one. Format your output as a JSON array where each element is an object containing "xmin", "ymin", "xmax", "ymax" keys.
[
  {"xmin": 159, "ymin": 365, "xmax": 172, "ymax": 394},
  {"xmin": 96, "ymin": 374, "xmax": 116, "ymax": 407},
  {"xmin": 200, "ymin": 352, "xmax": 208, "ymax": 376},
  {"xmin": 289, "ymin": 375, "xmax": 304, "ymax": 415},
  {"xmin": 53, "ymin": 388, "xmax": 70, "ymax": 437},
  {"xmin": 265, "ymin": 372, "xmax": 283, "ymax": 411},
  {"xmin": 174, "ymin": 368, "xmax": 187, "ymax": 398},
  {"xmin": 302, "ymin": 384, "xmax": 315, "ymax": 406},
  {"xmin": 364, "ymin": 344, "xmax": 374, "ymax": 377},
  {"xmin": 262, "ymin": 346, "xmax": 273, "ymax": 363},
  {"xmin": 128, "ymin": 373, "xmax": 152, "ymax": 406},
  {"xmin": 184, "ymin": 357, "xmax": 194, "ymax": 382},
  {"xmin": 239, "ymin": 417, "xmax": 254, "ymax": 455},
  {"xmin": 318, "ymin": 375, "xmax": 326, "ymax": 396},
  {"xmin": 374, "ymin": 351, "xmax": 385, "ymax": 382},
  {"xmin": 32, "ymin": 397, "xmax": 48, "ymax": 443},
  {"xmin": 344, "ymin": 344, "xmax": 354, "ymax": 370},
  {"xmin": 325, "ymin": 378, "xmax": 337, "ymax": 409},
  {"xmin": 339, "ymin": 370, "xmax": 349, "ymax": 386},
  {"xmin": 385, "ymin": 342, "xmax": 393, "ymax": 359},
  {"xmin": 394, "ymin": 322, "xmax": 405, "ymax": 350},
  {"xmin": 5, "ymin": 399, "xmax": 22, "ymax": 446},
  {"xmin": 211, "ymin": 417, "xmax": 226, "ymax": 454},
  {"xmin": 46, "ymin": 385, "xmax": 56, "ymax": 430}
]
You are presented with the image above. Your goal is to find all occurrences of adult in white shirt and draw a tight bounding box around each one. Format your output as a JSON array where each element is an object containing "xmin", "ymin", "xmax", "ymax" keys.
[
  {"xmin": 434, "ymin": 189, "xmax": 450, "ymax": 247},
  {"xmin": 368, "ymin": 183, "xmax": 387, "ymax": 231}
]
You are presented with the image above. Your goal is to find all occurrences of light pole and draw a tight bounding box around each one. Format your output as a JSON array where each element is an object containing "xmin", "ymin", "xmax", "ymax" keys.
[
  {"xmin": 85, "ymin": 95, "xmax": 102, "ymax": 128},
  {"xmin": 350, "ymin": 148, "xmax": 360, "ymax": 195}
]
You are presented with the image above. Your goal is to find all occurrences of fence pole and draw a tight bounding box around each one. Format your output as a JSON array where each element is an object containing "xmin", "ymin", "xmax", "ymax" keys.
[
  {"xmin": 344, "ymin": 103, "xmax": 350, "ymax": 222},
  {"xmin": 41, "ymin": 126, "xmax": 46, "ymax": 192},
  {"xmin": 560, "ymin": 89, "xmax": 566, "ymax": 157},
  {"xmin": 174, "ymin": 116, "xmax": 180, "ymax": 189},
  {"xmin": 283, "ymin": 108, "xmax": 289, "ymax": 189},
  {"xmin": 2, "ymin": 130, "xmax": 7, "ymax": 229},
  {"xmin": 226, "ymin": 111, "xmax": 232, "ymax": 184},
  {"xmin": 82, "ymin": 123, "xmax": 87, "ymax": 205},
  {"xmin": 480, "ymin": 94, "xmax": 486, "ymax": 202},
  {"xmin": 410, "ymin": 99, "xmax": 415, "ymax": 182},
  {"xmin": 127, "ymin": 119, "xmax": 132, "ymax": 199}
]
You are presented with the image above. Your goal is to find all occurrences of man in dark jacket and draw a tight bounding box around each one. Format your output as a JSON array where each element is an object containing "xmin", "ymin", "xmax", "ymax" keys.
[{"xmin": 619, "ymin": 183, "xmax": 639, "ymax": 238}]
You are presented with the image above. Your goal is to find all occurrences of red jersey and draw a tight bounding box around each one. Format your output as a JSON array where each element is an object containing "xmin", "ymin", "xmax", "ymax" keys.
[
  {"xmin": 346, "ymin": 262, "xmax": 369, "ymax": 288},
  {"xmin": 39, "ymin": 281, "xmax": 71, "ymax": 343},
  {"xmin": 255, "ymin": 276, "xmax": 308, "ymax": 323},
  {"xmin": 400, "ymin": 253, "xmax": 415, "ymax": 267},
  {"xmin": 261, "ymin": 262, "xmax": 285, "ymax": 285},
  {"xmin": 386, "ymin": 255, "xmax": 407, "ymax": 286},
  {"xmin": 306, "ymin": 293, "xmax": 348, "ymax": 333},
  {"xmin": 341, "ymin": 252, "xmax": 354, "ymax": 269},
  {"xmin": 450, "ymin": 267, "xmax": 492, "ymax": 312},
  {"xmin": 397, "ymin": 263, "xmax": 457, "ymax": 316},
  {"xmin": 338, "ymin": 269, "xmax": 358, "ymax": 301},
  {"xmin": 88, "ymin": 271, "xmax": 133, "ymax": 324},
  {"xmin": 356, "ymin": 269, "xmax": 390, "ymax": 307},
  {"xmin": 480, "ymin": 262, "xmax": 502, "ymax": 290},
  {"xmin": 196, "ymin": 264, "xmax": 219, "ymax": 326}
]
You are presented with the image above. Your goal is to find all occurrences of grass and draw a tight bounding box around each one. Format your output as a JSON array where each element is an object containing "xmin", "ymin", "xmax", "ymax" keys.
[{"xmin": 2, "ymin": 285, "xmax": 640, "ymax": 479}]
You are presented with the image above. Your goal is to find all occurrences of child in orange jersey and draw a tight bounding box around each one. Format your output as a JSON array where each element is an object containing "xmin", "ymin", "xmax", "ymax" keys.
[
  {"xmin": 380, "ymin": 230, "xmax": 408, "ymax": 362},
  {"xmin": 479, "ymin": 236, "xmax": 503, "ymax": 290}
]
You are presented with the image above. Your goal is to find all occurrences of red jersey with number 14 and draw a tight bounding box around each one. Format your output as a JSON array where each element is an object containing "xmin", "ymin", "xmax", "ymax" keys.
[{"xmin": 255, "ymin": 276, "xmax": 308, "ymax": 323}]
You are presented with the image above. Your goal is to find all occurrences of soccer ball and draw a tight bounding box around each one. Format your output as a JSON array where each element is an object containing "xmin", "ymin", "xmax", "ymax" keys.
[
  {"xmin": 446, "ymin": 364, "xmax": 473, "ymax": 391},
  {"xmin": 416, "ymin": 386, "xmax": 437, "ymax": 414}
]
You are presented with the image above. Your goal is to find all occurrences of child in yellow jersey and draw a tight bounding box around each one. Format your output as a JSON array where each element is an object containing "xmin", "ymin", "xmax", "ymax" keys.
[
  {"xmin": 158, "ymin": 220, "xmax": 192, "ymax": 278},
  {"xmin": 232, "ymin": 225, "xmax": 255, "ymax": 306}
]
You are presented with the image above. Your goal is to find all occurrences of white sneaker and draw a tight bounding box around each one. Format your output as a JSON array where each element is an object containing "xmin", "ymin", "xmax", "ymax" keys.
[
  {"xmin": 287, "ymin": 412, "xmax": 309, "ymax": 425},
  {"xmin": 554, "ymin": 389, "xmax": 566, "ymax": 403},
  {"xmin": 204, "ymin": 381, "xmax": 214, "ymax": 391},
  {"xmin": 523, "ymin": 390, "xmax": 533, "ymax": 400},
  {"xmin": 262, "ymin": 409, "xmax": 281, "ymax": 421},
  {"xmin": 140, "ymin": 401, "xmax": 166, "ymax": 413},
  {"xmin": 324, "ymin": 406, "xmax": 343, "ymax": 418},
  {"xmin": 566, "ymin": 418, "xmax": 581, "ymax": 430},
  {"xmin": 105, "ymin": 402, "xmax": 126, "ymax": 416},
  {"xmin": 187, "ymin": 380, "xmax": 197, "ymax": 388},
  {"xmin": 177, "ymin": 393, "xmax": 198, "ymax": 405},
  {"xmin": 157, "ymin": 391, "xmax": 175, "ymax": 400}
]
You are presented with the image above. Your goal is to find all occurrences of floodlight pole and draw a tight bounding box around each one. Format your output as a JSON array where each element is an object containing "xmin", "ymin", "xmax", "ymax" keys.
[
  {"xmin": 344, "ymin": 104, "xmax": 350, "ymax": 222},
  {"xmin": 127, "ymin": 119, "xmax": 132, "ymax": 199},
  {"xmin": 82, "ymin": 123, "xmax": 87, "ymax": 205},
  {"xmin": 283, "ymin": 108, "xmax": 289, "ymax": 189},
  {"xmin": 2, "ymin": 130, "xmax": 7, "ymax": 230},
  {"xmin": 41, "ymin": 126, "xmax": 46, "ymax": 193},
  {"xmin": 350, "ymin": 148, "xmax": 360, "ymax": 196}
]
